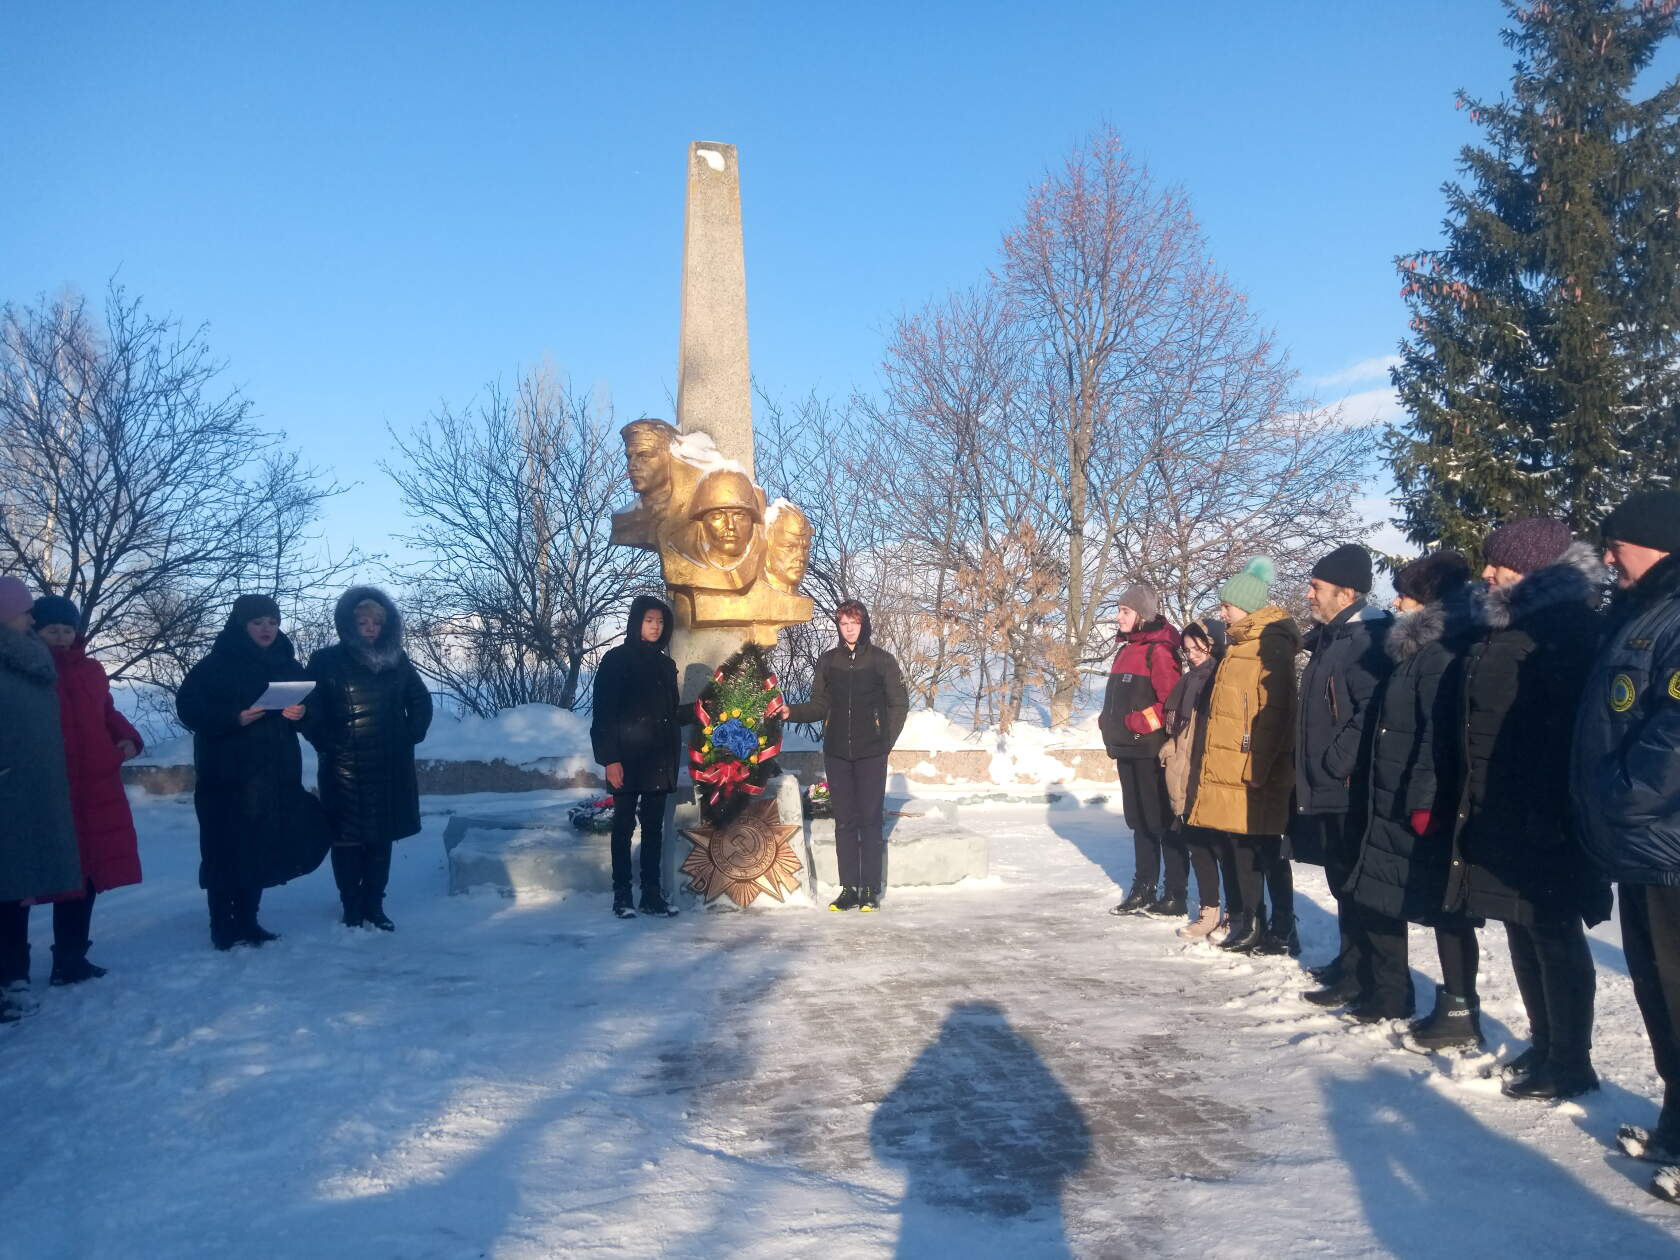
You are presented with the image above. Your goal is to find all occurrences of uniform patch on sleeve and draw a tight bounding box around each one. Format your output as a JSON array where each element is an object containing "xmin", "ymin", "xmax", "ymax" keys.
[
  {"xmin": 1668, "ymin": 671, "xmax": 1680, "ymax": 702},
  {"xmin": 1611, "ymin": 674, "xmax": 1638, "ymax": 713}
]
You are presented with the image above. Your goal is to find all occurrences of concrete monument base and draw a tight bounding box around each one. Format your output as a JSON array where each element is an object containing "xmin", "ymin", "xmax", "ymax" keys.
[{"xmin": 804, "ymin": 796, "xmax": 989, "ymax": 891}]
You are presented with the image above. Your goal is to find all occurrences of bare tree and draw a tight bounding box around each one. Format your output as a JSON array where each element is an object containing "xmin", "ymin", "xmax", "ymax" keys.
[
  {"xmin": 385, "ymin": 367, "xmax": 655, "ymax": 716},
  {"xmin": 0, "ymin": 285, "xmax": 353, "ymax": 703}
]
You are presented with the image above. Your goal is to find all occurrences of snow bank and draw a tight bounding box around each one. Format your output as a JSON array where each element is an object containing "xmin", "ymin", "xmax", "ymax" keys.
[{"xmin": 417, "ymin": 703, "xmax": 594, "ymax": 768}]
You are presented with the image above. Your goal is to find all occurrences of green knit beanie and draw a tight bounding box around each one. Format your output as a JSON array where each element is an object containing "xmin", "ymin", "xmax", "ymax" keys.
[{"xmin": 1218, "ymin": 556, "xmax": 1276, "ymax": 615}]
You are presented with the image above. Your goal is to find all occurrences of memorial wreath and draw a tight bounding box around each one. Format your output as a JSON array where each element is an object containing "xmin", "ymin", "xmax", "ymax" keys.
[{"xmin": 688, "ymin": 644, "xmax": 785, "ymax": 826}]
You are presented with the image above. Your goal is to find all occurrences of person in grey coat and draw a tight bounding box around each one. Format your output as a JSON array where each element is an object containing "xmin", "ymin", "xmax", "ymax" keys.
[{"xmin": 0, "ymin": 575, "xmax": 82, "ymax": 1022}]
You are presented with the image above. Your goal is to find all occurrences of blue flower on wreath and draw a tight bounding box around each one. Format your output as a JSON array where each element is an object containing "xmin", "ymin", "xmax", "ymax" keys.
[{"xmin": 710, "ymin": 717, "xmax": 759, "ymax": 760}]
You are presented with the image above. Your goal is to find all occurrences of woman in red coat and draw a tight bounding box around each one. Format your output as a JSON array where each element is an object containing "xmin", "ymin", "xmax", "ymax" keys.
[{"xmin": 29, "ymin": 596, "xmax": 143, "ymax": 983}]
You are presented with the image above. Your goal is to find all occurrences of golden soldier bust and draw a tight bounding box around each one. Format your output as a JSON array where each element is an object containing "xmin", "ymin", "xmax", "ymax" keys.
[{"xmin": 612, "ymin": 425, "xmax": 813, "ymax": 641}]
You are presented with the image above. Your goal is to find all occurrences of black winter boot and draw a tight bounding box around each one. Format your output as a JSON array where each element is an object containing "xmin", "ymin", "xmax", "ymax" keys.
[
  {"xmin": 1405, "ymin": 986, "xmax": 1482, "ymax": 1051},
  {"xmin": 49, "ymin": 944, "xmax": 107, "ymax": 986},
  {"xmin": 1501, "ymin": 1044, "xmax": 1549, "ymax": 1083},
  {"xmin": 234, "ymin": 889, "xmax": 279, "ymax": 945},
  {"xmin": 1502, "ymin": 1060, "xmax": 1599, "ymax": 1101},
  {"xmin": 361, "ymin": 843, "xmax": 395, "ymax": 931},
  {"xmin": 613, "ymin": 892, "xmax": 637, "ymax": 919},
  {"xmin": 1303, "ymin": 973, "xmax": 1364, "ymax": 1008},
  {"xmin": 858, "ymin": 887, "xmax": 881, "ymax": 913},
  {"xmin": 332, "ymin": 846, "xmax": 366, "ymax": 927},
  {"xmin": 828, "ymin": 886, "xmax": 861, "ymax": 912},
  {"xmin": 1219, "ymin": 908, "xmax": 1267, "ymax": 953},
  {"xmin": 1255, "ymin": 911, "xmax": 1301, "ymax": 957},
  {"xmin": 208, "ymin": 889, "xmax": 241, "ymax": 951},
  {"xmin": 1110, "ymin": 880, "xmax": 1155, "ymax": 915},
  {"xmin": 1144, "ymin": 893, "xmax": 1188, "ymax": 918},
  {"xmin": 639, "ymin": 888, "xmax": 678, "ymax": 917}
]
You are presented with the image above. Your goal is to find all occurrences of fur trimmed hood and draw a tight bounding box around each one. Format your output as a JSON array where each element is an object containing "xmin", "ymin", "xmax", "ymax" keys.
[
  {"xmin": 335, "ymin": 585, "xmax": 406, "ymax": 671},
  {"xmin": 1476, "ymin": 541, "xmax": 1607, "ymax": 630},
  {"xmin": 1388, "ymin": 584, "xmax": 1476, "ymax": 662},
  {"xmin": 0, "ymin": 623, "xmax": 56, "ymax": 686}
]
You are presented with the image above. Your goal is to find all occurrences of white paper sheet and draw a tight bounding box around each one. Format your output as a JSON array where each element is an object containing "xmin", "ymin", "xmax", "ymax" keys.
[{"xmin": 254, "ymin": 681, "xmax": 314, "ymax": 710}]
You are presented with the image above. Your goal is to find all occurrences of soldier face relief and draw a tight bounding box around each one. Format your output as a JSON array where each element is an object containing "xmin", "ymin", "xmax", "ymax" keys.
[{"xmin": 700, "ymin": 506, "xmax": 756, "ymax": 559}]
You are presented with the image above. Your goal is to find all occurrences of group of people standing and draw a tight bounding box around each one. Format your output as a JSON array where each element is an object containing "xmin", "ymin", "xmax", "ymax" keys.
[
  {"xmin": 0, "ymin": 581, "xmax": 434, "ymax": 1023},
  {"xmin": 1100, "ymin": 490, "xmax": 1680, "ymax": 1203}
]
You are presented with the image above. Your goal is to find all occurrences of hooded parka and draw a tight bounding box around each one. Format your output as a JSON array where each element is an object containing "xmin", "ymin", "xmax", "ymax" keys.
[
  {"xmin": 1445, "ymin": 544, "xmax": 1611, "ymax": 927},
  {"xmin": 46, "ymin": 636, "xmax": 143, "ymax": 893},
  {"xmin": 1187, "ymin": 604, "xmax": 1300, "ymax": 836},
  {"xmin": 176, "ymin": 612, "xmax": 332, "ymax": 891},
  {"xmin": 785, "ymin": 607, "xmax": 909, "ymax": 761},
  {"xmin": 1347, "ymin": 587, "xmax": 1475, "ymax": 924},
  {"xmin": 590, "ymin": 595, "xmax": 683, "ymax": 794},
  {"xmin": 1294, "ymin": 601, "xmax": 1392, "ymax": 816},
  {"xmin": 305, "ymin": 587, "xmax": 434, "ymax": 846},
  {"xmin": 0, "ymin": 625, "xmax": 81, "ymax": 902}
]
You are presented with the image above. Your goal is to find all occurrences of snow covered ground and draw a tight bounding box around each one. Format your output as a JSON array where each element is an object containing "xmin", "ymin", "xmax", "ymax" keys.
[{"xmin": 4, "ymin": 790, "xmax": 1679, "ymax": 1258}]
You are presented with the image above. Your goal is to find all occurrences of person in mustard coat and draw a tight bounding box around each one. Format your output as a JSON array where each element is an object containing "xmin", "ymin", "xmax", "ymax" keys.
[{"xmin": 1187, "ymin": 557, "xmax": 1301, "ymax": 951}]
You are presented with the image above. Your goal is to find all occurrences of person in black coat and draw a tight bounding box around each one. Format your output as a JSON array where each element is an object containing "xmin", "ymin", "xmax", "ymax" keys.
[
  {"xmin": 1292, "ymin": 545, "xmax": 1400, "ymax": 1013},
  {"xmin": 1346, "ymin": 551, "xmax": 1484, "ymax": 1049},
  {"xmin": 176, "ymin": 594, "xmax": 332, "ymax": 950},
  {"xmin": 1450, "ymin": 520, "xmax": 1611, "ymax": 1100},
  {"xmin": 782, "ymin": 600, "xmax": 909, "ymax": 913},
  {"xmin": 305, "ymin": 586, "xmax": 433, "ymax": 931},
  {"xmin": 591, "ymin": 594, "xmax": 684, "ymax": 919}
]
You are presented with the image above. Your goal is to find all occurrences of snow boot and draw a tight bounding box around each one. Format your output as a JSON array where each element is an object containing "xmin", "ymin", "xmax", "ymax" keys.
[
  {"xmin": 1501, "ymin": 1044, "xmax": 1548, "ymax": 1083},
  {"xmin": 208, "ymin": 890, "xmax": 242, "ymax": 951},
  {"xmin": 1254, "ymin": 911, "xmax": 1301, "ymax": 957},
  {"xmin": 359, "ymin": 844, "xmax": 395, "ymax": 931},
  {"xmin": 49, "ymin": 943, "xmax": 107, "ymax": 987},
  {"xmin": 1308, "ymin": 950, "xmax": 1350, "ymax": 986},
  {"xmin": 828, "ymin": 886, "xmax": 861, "ymax": 913},
  {"xmin": 1347, "ymin": 995, "xmax": 1417, "ymax": 1024},
  {"xmin": 1652, "ymin": 1165, "xmax": 1680, "ymax": 1205},
  {"xmin": 1404, "ymin": 986, "xmax": 1482, "ymax": 1052},
  {"xmin": 1178, "ymin": 906, "xmax": 1221, "ymax": 940},
  {"xmin": 1303, "ymin": 974, "xmax": 1364, "ymax": 1009},
  {"xmin": 1110, "ymin": 880, "xmax": 1155, "ymax": 915},
  {"xmin": 1619, "ymin": 1124, "xmax": 1680, "ymax": 1165},
  {"xmin": 1144, "ymin": 893, "xmax": 1188, "ymax": 918},
  {"xmin": 233, "ymin": 889, "xmax": 279, "ymax": 945},
  {"xmin": 332, "ymin": 845, "xmax": 366, "ymax": 927},
  {"xmin": 1502, "ymin": 1060, "xmax": 1599, "ymax": 1101},
  {"xmin": 639, "ymin": 889, "xmax": 679, "ymax": 917},
  {"xmin": 613, "ymin": 892, "xmax": 638, "ymax": 919},
  {"xmin": 1219, "ymin": 908, "xmax": 1267, "ymax": 953},
  {"xmin": 858, "ymin": 887, "xmax": 881, "ymax": 913}
]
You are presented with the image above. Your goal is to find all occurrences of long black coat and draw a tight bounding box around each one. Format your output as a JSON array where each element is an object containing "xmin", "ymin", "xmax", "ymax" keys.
[
  {"xmin": 305, "ymin": 587, "xmax": 433, "ymax": 847},
  {"xmin": 1347, "ymin": 588, "xmax": 1474, "ymax": 925},
  {"xmin": 1294, "ymin": 600, "xmax": 1393, "ymax": 817},
  {"xmin": 785, "ymin": 607, "xmax": 909, "ymax": 762},
  {"xmin": 176, "ymin": 616, "xmax": 332, "ymax": 891},
  {"xmin": 590, "ymin": 595, "xmax": 683, "ymax": 795},
  {"xmin": 1444, "ymin": 544, "xmax": 1612, "ymax": 927}
]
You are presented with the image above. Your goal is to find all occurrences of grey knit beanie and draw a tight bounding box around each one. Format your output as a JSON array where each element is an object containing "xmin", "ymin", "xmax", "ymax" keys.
[{"xmin": 1117, "ymin": 585, "xmax": 1159, "ymax": 623}]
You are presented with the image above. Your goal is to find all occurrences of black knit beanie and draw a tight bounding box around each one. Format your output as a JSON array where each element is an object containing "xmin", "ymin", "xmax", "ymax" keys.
[
  {"xmin": 1310, "ymin": 544, "xmax": 1374, "ymax": 594},
  {"xmin": 1394, "ymin": 551, "xmax": 1471, "ymax": 605},
  {"xmin": 1602, "ymin": 490, "xmax": 1680, "ymax": 555},
  {"xmin": 1483, "ymin": 518, "xmax": 1572, "ymax": 575},
  {"xmin": 31, "ymin": 594, "xmax": 80, "ymax": 629},
  {"xmin": 230, "ymin": 593, "xmax": 282, "ymax": 625}
]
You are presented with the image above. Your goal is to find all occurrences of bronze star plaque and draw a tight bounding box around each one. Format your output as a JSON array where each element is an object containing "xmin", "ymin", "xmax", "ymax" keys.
[{"xmin": 680, "ymin": 796, "xmax": 803, "ymax": 907}]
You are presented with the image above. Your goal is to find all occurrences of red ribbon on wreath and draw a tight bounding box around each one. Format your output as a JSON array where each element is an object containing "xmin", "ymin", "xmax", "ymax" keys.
[{"xmin": 690, "ymin": 755, "xmax": 763, "ymax": 807}]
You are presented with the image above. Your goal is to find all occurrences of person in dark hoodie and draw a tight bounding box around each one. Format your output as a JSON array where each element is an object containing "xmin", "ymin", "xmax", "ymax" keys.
[
  {"xmin": 1345, "ymin": 551, "xmax": 1483, "ymax": 1050},
  {"xmin": 305, "ymin": 587, "xmax": 434, "ymax": 931},
  {"xmin": 1295, "ymin": 544, "xmax": 1402, "ymax": 1020},
  {"xmin": 591, "ymin": 594, "xmax": 685, "ymax": 919},
  {"xmin": 781, "ymin": 600, "xmax": 909, "ymax": 913},
  {"xmin": 1158, "ymin": 616, "xmax": 1226, "ymax": 939},
  {"xmin": 1100, "ymin": 586, "xmax": 1185, "ymax": 917},
  {"xmin": 1451, "ymin": 519, "xmax": 1610, "ymax": 1100},
  {"xmin": 176, "ymin": 595, "xmax": 332, "ymax": 950}
]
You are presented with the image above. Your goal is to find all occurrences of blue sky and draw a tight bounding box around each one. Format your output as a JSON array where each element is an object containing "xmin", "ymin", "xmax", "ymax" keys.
[{"xmin": 6, "ymin": 1, "xmax": 1669, "ymax": 559}]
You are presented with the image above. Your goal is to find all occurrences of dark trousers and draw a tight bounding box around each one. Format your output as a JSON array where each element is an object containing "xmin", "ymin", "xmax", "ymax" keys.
[
  {"xmin": 1115, "ymin": 757, "xmax": 1185, "ymax": 897},
  {"xmin": 1179, "ymin": 825, "xmax": 1222, "ymax": 911},
  {"xmin": 1436, "ymin": 914, "xmax": 1480, "ymax": 1001},
  {"xmin": 829, "ymin": 753, "xmax": 889, "ymax": 888},
  {"xmin": 610, "ymin": 791, "xmax": 667, "ymax": 897},
  {"xmin": 1621, "ymin": 883, "xmax": 1680, "ymax": 1134},
  {"xmin": 0, "ymin": 882, "xmax": 99, "ymax": 980},
  {"xmin": 331, "ymin": 841, "xmax": 394, "ymax": 910},
  {"xmin": 1218, "ymin": 833, "xmax": 1278, "ymax": 918},
  {"xmin": 1505, "ymin": 914, "xmax": 1597, "ymax": 1071}
]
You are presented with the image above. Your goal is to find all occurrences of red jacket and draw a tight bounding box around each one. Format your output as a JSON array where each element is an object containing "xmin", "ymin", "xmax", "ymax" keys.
[
  {"xmin": 1108, "ymin": 621, "xmax": 1183, "ymax": 734},
  {"xmin": 46, "ymin": 639, "xmax": 143, "ymax": 895}
]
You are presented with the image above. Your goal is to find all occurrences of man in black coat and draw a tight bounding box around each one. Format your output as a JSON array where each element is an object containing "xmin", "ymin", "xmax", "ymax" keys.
[
  {"xmin": 177, "ymin": 595, "xmax": 332, "ymax": 949},
  {"xmin": 305, "ymin": 586, "xmax": 433, "ymax": 931},
  {"xmin": 1572, "ymin": 490, "xmax": 1680, "ymax": 1196},
  {"xmin": 1293, "ymin": 545, "xmax": 1404, "ymax": 1018},
  {"xmin": 782, "ymin": 600, "xmax": 909, "ymax": 913},
  {"xmin": 1451, "ymin": 519, "xmax": 1609, "ymax": 1101},
  {"xmin": 591, "ymin": 594, "xmax": 684, "ymax": 919}
]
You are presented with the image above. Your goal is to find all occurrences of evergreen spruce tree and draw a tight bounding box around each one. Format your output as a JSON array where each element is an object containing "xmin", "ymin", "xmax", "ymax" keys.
[{"xmin": 1387, "ymin": 0, "xmax": 1680, "ymax": 556}]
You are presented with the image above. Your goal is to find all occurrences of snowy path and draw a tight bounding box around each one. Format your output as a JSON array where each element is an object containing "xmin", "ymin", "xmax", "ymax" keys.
[{"xmin": 4, "ymin": 792, "xmax": 1680, "ymax": 1258}]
